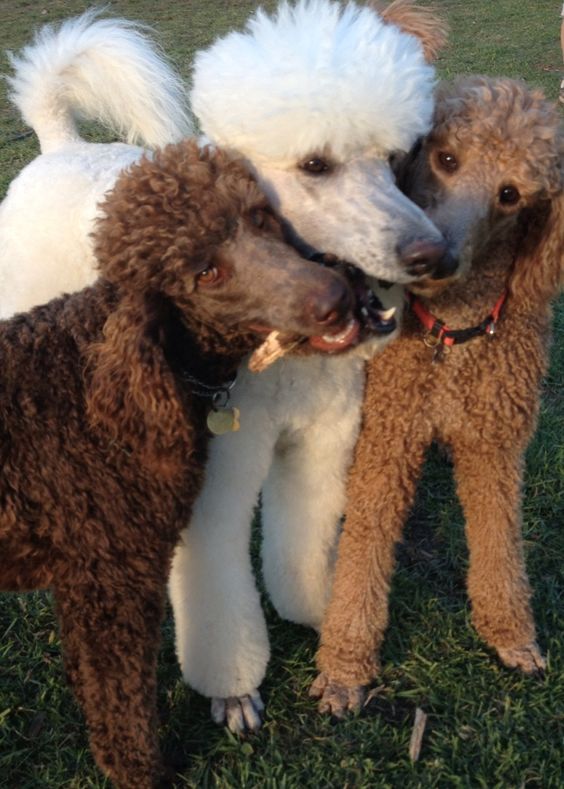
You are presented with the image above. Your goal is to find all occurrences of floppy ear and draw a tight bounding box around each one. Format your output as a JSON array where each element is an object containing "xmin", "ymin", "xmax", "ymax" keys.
[
  {"xmin": 86, "ymin": 294, "xmax": 193, "ymax": 478},
  {"xmin": 378, "ymin": 0, "xmax": 448, "ymax": 63},
  {"xmin": 391, "ymin": 137, "xmax": 426, "ymax": 195},
  {"xmin": 509, "ymin": 193, "xmax": 564, "ymax": 308}
]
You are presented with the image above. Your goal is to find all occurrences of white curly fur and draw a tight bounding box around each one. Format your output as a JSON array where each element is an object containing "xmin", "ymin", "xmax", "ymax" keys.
[
  {"xmin": 7, "ymin": 9, "xmax": 191, "ymax": 152},
  {"xmin": 0, "ymin": 11, "xmax": 192, "ymax": 319},
  {"xmin": 192, "ymin": 0, "xmax": 434, "ymax": 163}
]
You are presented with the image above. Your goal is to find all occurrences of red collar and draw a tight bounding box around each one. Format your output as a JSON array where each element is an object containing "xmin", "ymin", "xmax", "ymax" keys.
[{"xmin": 409, "ymin": 290, "xmax": 508, "ymax": 348}]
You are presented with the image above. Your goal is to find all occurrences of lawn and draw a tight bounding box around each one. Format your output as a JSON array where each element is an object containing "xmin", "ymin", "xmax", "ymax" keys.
[{"xmin": 0, "ymin": 1, "xmax": 563, "ymax": 787}]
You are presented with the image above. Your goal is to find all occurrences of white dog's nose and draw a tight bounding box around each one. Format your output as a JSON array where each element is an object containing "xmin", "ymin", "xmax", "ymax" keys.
[{"xmin": 399, "ymin": 238, "xmax": 449, "ymax": 278}]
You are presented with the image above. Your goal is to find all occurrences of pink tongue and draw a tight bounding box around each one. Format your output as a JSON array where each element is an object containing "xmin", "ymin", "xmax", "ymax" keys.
[{"xmin": 308, "ymin": 318, "xmax": 360, "ymax": 352}]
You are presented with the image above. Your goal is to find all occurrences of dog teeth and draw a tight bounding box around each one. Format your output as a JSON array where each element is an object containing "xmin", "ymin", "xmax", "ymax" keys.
[
  {"xmin": 322, "ymin": 318, "xmax": 356, "ymax": 343},
  {"xmin": 377, "ymin": 306, "xmax": 396, "ymax": 321}
]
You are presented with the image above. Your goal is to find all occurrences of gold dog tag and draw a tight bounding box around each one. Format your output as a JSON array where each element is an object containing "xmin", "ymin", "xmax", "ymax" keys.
[{"xmin": 207, "ymin": 407, "xmax": 241, "ymax": 435}]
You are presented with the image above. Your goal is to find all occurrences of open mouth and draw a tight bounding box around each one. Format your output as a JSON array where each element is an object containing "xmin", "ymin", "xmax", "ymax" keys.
[
  {"xmin": 308, "ymin": 316, "xmax": 360, "ymax": 352},
  {"xmin": 308, "ymin": 252, "xmax": 397, "ymax": 340},
  {"xmin": 247, "ymin": 253, "xmax": 398, "ymax": 373}
]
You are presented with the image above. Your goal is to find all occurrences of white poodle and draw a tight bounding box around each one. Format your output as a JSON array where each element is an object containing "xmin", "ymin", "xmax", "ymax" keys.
[
  {"xmin": 172, "ymin": 0, "xmax": 453, "ymax": 734},
  {"xmin": 0, "ymin": 1, "xmax": 449, "ymax": 733}
]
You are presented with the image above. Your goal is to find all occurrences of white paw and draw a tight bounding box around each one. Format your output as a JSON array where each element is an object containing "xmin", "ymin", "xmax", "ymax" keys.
[
  {"xmin": 210, "ymin": 690, "xmax": 265, "ymax": 734},
  {"xmin": 496, "ymin": 642, "xmax": 546, "ymax": 675}
]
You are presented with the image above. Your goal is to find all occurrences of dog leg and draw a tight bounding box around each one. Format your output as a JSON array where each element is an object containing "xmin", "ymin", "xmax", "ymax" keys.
[
  {"xmin": 169, "ymin": 411, "xmax": 278, "ymax": 733},
  {"xmin": 210, "ymin": 691, "xmax": 265, "ymax": 733},
  {"xmin": 312, "ymin": 449, "xmax": 424, "ymax": 716},
  {"xmin": 312, "ymin": 363, "xmax": 428, "ymax": 717},
  {"xmin": 54, "ymin": 581, "xmax": 166, "ymax": 789},
  {"xmin": 261, "ymin": 395, "xmax": 363, "ymax": 630},
  {"xmin": 452, "ymin": 445, "xmax": 545, "ymax": 674}
]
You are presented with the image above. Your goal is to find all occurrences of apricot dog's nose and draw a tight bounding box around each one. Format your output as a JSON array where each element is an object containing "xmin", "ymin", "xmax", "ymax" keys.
[{"xmin": 400, "ymin": 238, "xmax": 448, "ymax": 278}]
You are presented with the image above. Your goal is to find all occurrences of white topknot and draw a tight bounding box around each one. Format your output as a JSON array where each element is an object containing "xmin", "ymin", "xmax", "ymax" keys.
[{"xmin": 191, "ymin": 0, "xmax": 436, "ymax": 164}]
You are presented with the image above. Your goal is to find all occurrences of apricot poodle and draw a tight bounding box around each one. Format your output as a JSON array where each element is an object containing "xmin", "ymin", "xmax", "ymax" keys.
[
  {"xmin": 312, "ymin": 76, "xmax": 563, "ymax": 715},
  {"xmin": 0, "ymin": 139, "xmax": 356, "ymax": 787}
]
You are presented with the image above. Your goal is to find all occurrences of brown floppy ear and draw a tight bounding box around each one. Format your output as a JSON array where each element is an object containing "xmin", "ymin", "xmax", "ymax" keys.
[
  {"xmin": 509, "ymin": 193, "xmax": 564, "ymax": 308},
  {"xmin": 86, "ymin": 294, "xmax": 193, "ymax": 478},
  {"xmin": 378, "ymin": 0, "xmax": 448, "ymax": 63}
]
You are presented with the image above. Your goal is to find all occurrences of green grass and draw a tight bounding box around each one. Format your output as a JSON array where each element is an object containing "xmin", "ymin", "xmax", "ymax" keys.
[{"xmin": 0, "ymin": 1, "xmax": 563, "ymax": 787}]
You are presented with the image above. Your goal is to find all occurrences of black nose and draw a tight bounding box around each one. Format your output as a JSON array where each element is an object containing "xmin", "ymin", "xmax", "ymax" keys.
[
  {"xmin": 305, "ymin": 276, "xmax": 352, "ymax": 327},
  {"xmin": 431, "ymin": 250, "xmax": 459, "ymax": 280},
  {"xmin": 399, "ymin": 239, "xmax": 448, "ymax": 278}
]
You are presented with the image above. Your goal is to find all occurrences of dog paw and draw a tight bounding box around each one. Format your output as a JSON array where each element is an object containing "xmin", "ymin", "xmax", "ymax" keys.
[
  {"xmin": 210, "ymin": 690, "xmax": 265, "ymax": 734},
  {"xmin": 309, "ymin": 672, "xmax": 366, "ymax": 718},
  {"xmin": 497, "ymin": 642, "xmax": 546, "ymax": 675}
]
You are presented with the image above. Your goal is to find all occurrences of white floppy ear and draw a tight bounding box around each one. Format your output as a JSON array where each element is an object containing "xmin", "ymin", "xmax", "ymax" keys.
[{"xmin": 378, "ymin": 0, "xmax": 448, "ymax": 63}]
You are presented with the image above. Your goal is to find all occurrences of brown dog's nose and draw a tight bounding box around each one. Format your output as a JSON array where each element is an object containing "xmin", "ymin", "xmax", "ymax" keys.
[
  {"xmin": 400, "ymin": 239, "xmax": 448, "ymax": 278},
  {"xmin": 305, "ymin": 277, "xmax": 352, "ymax": 327}
]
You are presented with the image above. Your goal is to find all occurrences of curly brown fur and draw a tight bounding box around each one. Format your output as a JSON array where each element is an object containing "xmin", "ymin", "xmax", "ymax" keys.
[
  {"xmin": 0, "ymin": 139, "xmax": 353, "ymax": 786},
  {"xmin": 379, "ymin": 0, "xmax": 448, "ymax": 63},
  {"xmin": 314, "ymin": 77, "xmax": 563, "ymax": 714}
]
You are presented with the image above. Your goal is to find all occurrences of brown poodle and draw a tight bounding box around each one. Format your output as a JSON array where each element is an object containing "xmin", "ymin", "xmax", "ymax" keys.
[
  {"xmin": 0, "ymin": 140, "xmax": 357, "ymax": 786},
  {"xmin": 311, "ymin": 76, "xmax": 563, "ymax": 715}
]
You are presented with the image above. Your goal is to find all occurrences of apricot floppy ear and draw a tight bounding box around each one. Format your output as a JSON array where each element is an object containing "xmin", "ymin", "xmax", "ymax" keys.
[
  {"xmin": 377, "ymin": 0, "xmax": 449, "ymax": 63},
  {"xmin": 509, "ymin": 195, "xmax": 564, "ymax": 305}
]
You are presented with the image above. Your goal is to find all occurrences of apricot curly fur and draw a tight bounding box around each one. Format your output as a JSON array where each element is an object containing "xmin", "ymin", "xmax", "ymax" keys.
[
  {"xmin": 0, "ymin": 139, "xmax": 347, "ymax": 787},
  {"xmin": 316, "ymin": 77, "xmax": 563, "ymax": 703}
]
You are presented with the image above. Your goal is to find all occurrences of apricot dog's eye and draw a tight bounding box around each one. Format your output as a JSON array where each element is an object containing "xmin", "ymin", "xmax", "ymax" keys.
[
  {"xmin": 197, "ymin": 266, "xmax": 221, "ymax": 286},
  {"xmin": 498, "ymin": 185, "xmax": 520, "ymax": 206},
  {"xmin": 437, "ymin": 151, "xmax": 458, "ymax": 173},
  {"xmin": 300, "ymin": 157, "xmax": 332, "ymax": 175}
]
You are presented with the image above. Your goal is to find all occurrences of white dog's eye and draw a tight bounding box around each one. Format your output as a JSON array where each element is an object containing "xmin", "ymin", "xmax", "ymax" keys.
[{"xmin": 300, "ymin": 157, "xmax": 332, "ymax": 175}]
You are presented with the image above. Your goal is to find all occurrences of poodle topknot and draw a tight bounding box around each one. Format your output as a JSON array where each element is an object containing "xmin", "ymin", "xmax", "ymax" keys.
[{"xmin": 191, "ymin": 0, "xmax": 436, "ymax": 163}]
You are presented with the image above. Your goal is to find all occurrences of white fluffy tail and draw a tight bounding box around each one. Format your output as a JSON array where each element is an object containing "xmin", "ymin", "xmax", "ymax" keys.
[{"xmin": 7, "ymin": 9, "xmax": 193, "ymax": 153}]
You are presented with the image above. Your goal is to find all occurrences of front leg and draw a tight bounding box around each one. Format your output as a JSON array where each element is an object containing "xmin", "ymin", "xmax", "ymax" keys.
[
  {"xmin": 313, "ymin": 360, "xmax": 428, "ymax": 716},
  {"xmin": 313, "ymin": 445, "xmax": 425, "ymax": 716},
  {"xmin": 261, "ymin": 365, "xmax": 365, "ymax": 630},
  {"xmin": 169, "ymin": 401, "xmax": 278, "ymax": 733},
  {"xmin": 452, "ymin": 444, "xmax": 545, "ymax": 674}
]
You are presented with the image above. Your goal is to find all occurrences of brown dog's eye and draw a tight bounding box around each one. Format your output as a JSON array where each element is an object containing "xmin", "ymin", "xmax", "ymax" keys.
[
  {"xmin": 499, "ymin": 185, "xmax": 520, "ymax": 206},
  {"xmin": 197, "ymin": 266, "xmax": 221, "ymax": 286},
  {"xmin": 300, "ymin": 157, "xmax": 332, "ymax": 175},
  {"xmin": 437, "ymin": 151, "xmax": 458, "ymax": 173}
]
